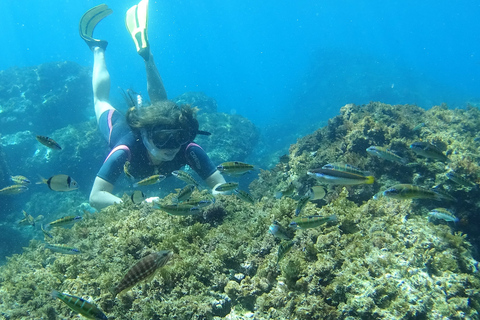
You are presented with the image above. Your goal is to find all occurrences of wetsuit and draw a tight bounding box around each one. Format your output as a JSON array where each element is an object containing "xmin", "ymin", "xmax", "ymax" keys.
[{"xmin": 97, "ymin": 109, "xmax": 216, "ymax": 184}]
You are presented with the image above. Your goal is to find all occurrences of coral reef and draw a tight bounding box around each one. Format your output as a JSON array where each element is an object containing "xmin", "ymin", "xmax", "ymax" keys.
[{"xmin": 0, "ymin": 102, "xmax": 479, "ymax": 319}]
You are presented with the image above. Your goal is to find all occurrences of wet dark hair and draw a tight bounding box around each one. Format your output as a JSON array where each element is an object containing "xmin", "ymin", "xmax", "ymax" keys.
[{"xmin": 125, "ymin": 100, "xmax": 199, "ymax": 142}]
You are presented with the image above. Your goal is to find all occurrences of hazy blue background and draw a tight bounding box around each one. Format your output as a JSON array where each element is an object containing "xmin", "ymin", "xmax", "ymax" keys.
[{"xmin": 1, "ymin": 0, "xmax": 479, "ymax": 130}]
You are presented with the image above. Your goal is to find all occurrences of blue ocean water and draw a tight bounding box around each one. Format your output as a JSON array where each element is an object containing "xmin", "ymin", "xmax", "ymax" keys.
[{"xmin": 1, "ymin": 0, "xmax": 479, "ymax": 128}]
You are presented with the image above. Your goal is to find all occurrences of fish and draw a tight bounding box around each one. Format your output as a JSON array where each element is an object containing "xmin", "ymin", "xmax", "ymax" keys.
[
  {"xmin": 307, "ymin": 166, "xmax": 374, "ymax": 185},
  {"xmin": 0, "ymin": 184, "xmax": 28, "ymax": 195},
  {"xmin": 412, "ymin": 123, "xmax": 426, "ymax": 131},
  {"xmin": 306, "ymin": 186, "xmax": 326, "ymax": 201},
  {"xmin": 275, "ymin": 182, "xmax": 295, "ymax": 199},
  {"xmin": 268, "ymin": 221, "xmax": 292, "ymax": 240},
  {"xmin": 322, "ymin": 163, "xmax": 368, "ymax": 176},
  {"xmin": 233, "ymin": 189, "xmax": 255, "ymax": 204},
  {"xmin": 217, "ymin": 161, "xmax": 255, "ymax": 176},
  {"xmin": 131, "ymin": 190, "xmax": 145, "ymax": 204},
  {"xmin": 289, "ymin": 215, "xmax": 337, "ymax": 229},
  {"xmin": 10, "ymin": 175, "xmax": 30, "ymax": 185},
  {"xmin": 445, "ymin": 171, "xmax": 477, "ymax": 188},
  {"xmin": 45, "ymin": 244, "xmax": 81, "ymax": 255},
  {"xmin": 154, "ymin": 203, "xmax": 201, "ymax": 216},
  {"xmin": 172, "ymin": 170, "xmax": 199, "ymax": 186},
  {"xmin": 41, "ymin": 224, "xmax": 53, "ymax": 239},
  {"xmin": 383, "ymin": 184, "xmax": 455, "ymax": 201},
  {"xmin": 51, "ymin": 290, "xmax": 107, "ymax": 320},
  {"xmin": 214, "ymin": 182, "xmax": 239, "ymax": 192},
  {"xmin": 36, "ymin": 135, "xmax": 62, "ymax": 150},
  {"xmin": 37, "ymin": 174, "xmax": 78, "ymax": 192},
  {"xmin": 46, "ymin": 215, "xmax": 83, "ymax": 228},
  {"xmin": 173, "ymin": 184, "xmax": 196, "ymax": 203},
  {"xmin": 133, "ymin": 174, "xmax": 166, "ymax": 187},
  {"xmin": 124, "ymin": 161, "xmax": 135, "ymax": 181},
  {"xmin": 366, "ymin": 146, "xmax": 408, "ymax": 164},
  {"xmin": 182, "ymin": 195, "xmax": 215, "ymax": 208},
  {"xmin": 18, "ymin": 210, "xmax": 35, "ymax": 227},
  {"xmin": 410, "ymin": 141, "xmax": 450, "ymax": 163},
  {"xmin": 277, "ymin": 241, "xmax": 294, "ymax": 265},
  {"xmin": 111, "ymin": 250, "xmax": 173, "ymax": 297},
  {"xmin": 295, "ymin": 195, "xmax": 310, "ymax": 216},
  {"xmin": 428, "ymin": 208, "xmax": 459, "ymax": 223}
]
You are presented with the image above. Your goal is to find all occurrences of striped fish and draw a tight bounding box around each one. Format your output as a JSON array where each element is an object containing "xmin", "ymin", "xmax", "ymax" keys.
[
  {"xmin": 214, "ymin": 182, "xmax": 239, "ymax": 192},
  {"xmin": 36, "ymin": 135, "xmax": 62, "ymax": 150},
  {"xmin": 111, "ymin": 250, "xmax": 173, "ymax": 297},
  {"xmin": 45, "ymin": 244, "xmax": 81, "ymax": 255},
  {"xmin": 51, "ymin": 290, "xmax": 107, "ymax": 320},
  {"xmin": 172, "ymin": 170, "xmax": 199, "ymax": 187},
  {"xmin": 217, "ymin": 161, "xmax": 254, "ymax": 176},
  {"xmin": 46, "ymin": 215, "xmax": 82, "ymax": 228}
]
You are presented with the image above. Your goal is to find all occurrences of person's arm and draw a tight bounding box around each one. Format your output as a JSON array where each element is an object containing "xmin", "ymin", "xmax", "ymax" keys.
[
  {"xmin": 89, "ymin": 176, "xmax": 123, "ymax": 210},
  {"xmin": 205, "ymin": 170, "xmax": 226, "ymax": 192}
]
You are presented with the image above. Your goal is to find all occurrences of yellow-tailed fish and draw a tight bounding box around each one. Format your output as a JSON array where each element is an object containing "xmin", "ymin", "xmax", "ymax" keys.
[
  {"xmin": 41, "ymin": 224, "xmax": 53, "ymax": 239},
  {"xmin": 172, "ymin": 170, "xmax": 199, "ymax": 186},
  {"xmin": 234, "ymin": 188, "xmax": 255, "ymax": 204},
  {"xmin": 295, "ymin": 195, "xmax": 310, "ymax": 216},
  {"xmin": 10, "ymin": 175, "xmax": 30, "ymax": 185},
  {"xmin": 0, "ymin": 184, "xmax": 28, "ymax": 195},
  {"xmin": 306, "ymin": 186, "xmax": 326, "ymax": 201},
  {"xmin": 410, "ymin": 141, "xmax": 450, "ymax": 163},
  {"xmin": 18, "ymin": 210, "xmax": 35, "ymax": 227},
  {"xmin": 37, "ymin": 174, "xmax": 78, "ymax": 192},
  {"xmin": 46, "ymin": 215, "xmax": 82, "ymax": 228},
  {"xmin": 445, "ymin": 171, "xmax": 477, "ymax": 188},
  {"xmin": 289, "ymin": 215, "xmax": 337, "ymax": 229},
  {"xmin": 45, "ymin": 244, "xmax": 81, "ymax": 255},
  {"xmin": 124, "ymin": 161, "xmax": 135, "ymax": 181},
  {"xmin": 133, "ymin": 174, "xmax": 166, "ymax": 187},
  {"xmin": 51, "ymin": 290, "xmax": 107, "ymax": 320},
  {"xmin": 217, "ymin": 161, "xmax": 255, "ymax": 176},
  {"xmin": 307, "ymin": 165, "xmax": 374, "ymax": 185},
  {"xmin": 383, "ymin": 184, "xmax": 455, "ymax": 201},
  {"xmin": 130, "ymin": 190, "xmax": 145, "ymax": 204},
  {"xmin": 277, "ymin": 241, "xmax": 294, "ymax": 265},
  {"xmin": 173, "ymin": 184, "xmax": 196, "ymax": 203},
  {"xmin": 268, "ymin": 221, "xmax": 292, "ymax": 240},
  {"xmin": 275, "ymin": 182, "xmax": 295, "ymax": 199},
  {"xmin": 155, "ymin": 203, "xmax": 201, "ymax": 216},
  {"xmin": 366, "ymin": 146, "xmax": 408, "ymax": 165},
  {"xmin": 214, "ymin": 182, "xmax": 239, "ymax": 192},
  {"xmin": 111, "ymin": 251, "xmax": 173, "ymax": 297},
  {"xmin": 36, "ymin": 135, "xmax": 62, "ymax": 150},
  {"xmin": 428, "ymin": 208, "xmax": 459, "ymax": 223},
  {"xmin": 322, "ymin": 163, "xmax": 367, "ymax": 176}
]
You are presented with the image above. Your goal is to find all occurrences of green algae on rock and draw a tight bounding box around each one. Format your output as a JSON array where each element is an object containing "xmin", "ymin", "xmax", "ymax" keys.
[{"xmin": 0, "ymin": 102, "xmax": 479, "ymax": 319}]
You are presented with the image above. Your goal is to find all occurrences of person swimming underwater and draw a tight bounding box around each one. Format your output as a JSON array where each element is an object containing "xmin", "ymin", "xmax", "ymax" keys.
[{"xmin": 79, "ymin": 1, "xmax": 225, "ymax": 210}]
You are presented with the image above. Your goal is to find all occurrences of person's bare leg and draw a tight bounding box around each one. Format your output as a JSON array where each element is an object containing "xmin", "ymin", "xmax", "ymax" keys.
[
  {"xmin": 92, "ymin": 47, "xmax": 115, "ymax": 122},
  {"xmin": 145, "ymin": 51, "xmax": 167, "ymax": 103}
]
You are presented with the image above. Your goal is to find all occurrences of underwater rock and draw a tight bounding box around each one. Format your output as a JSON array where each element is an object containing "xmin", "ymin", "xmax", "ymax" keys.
[
  {"xmin": 174, "ymin": 91, "xmax": 218, "ymax": 114},
  {"xmin": 0, "ymin": 61, "xmax": 92, "ymax": 135}
]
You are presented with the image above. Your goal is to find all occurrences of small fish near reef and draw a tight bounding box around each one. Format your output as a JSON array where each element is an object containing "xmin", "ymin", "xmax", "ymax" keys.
[
  {"xmin": 154, "ymin": 203, "xmax": 201, "ymax": 216},
  {"xmin": 445, "ymin": 171, "xmax": 477, "ymax": 189},
  {"xmin": 172, "ymin": 170, "xmax": 199, "ymax": 186},
  {"xmin": 410, "ymin": 141, "xmax": 450, "ymax": 163},
  {"xmin": 289, "ymin": 215, "xmax": 337, "ymax": 229},
  {"xmin": 234, "ymin": 188, "xmax": 255, "ymax": 204},
  {"xmin": 275, "ymin": 182, "xmax": 295, "ymax": 199},
  {"xmin": 173, "ymin": 184, "xmax": 196, "ymax": 203},
  {"xmin": 307, "ymin": 164, "xmax": 374, "ymax": 185},
  {"xmin": 306, "ymin": 186, "xmax": 326, "ymax": 201},
  {"xmin": 366, "ymin": 146, "xmax": 408, "ymax": 165},
  {"xmin": 295, "ymin": 195, "xmax": 310, "ymax": 216},
  {"xmin": 45, "ymin": 244, "xmax": 81, "ymax": 255},
  {"xmin": 41, "ymin": 224, "xmax": 53, "ymax": 239},
  {"xmin": 383, "ymin": 184, "xmax": 456, "ymax": 202},
  {"xmin": 38, "ymin": 174, "xmax": 78, "ymax": 192},
  {"xmin": 46, "ymin": 215, "xmax": 83, "ymax": 229},
  {"xmin": 214, "ymin": 182, "xmax": 239, "ymax": 192},
  {"xmin": 217, "ymin": 161, "xmax": 255, "ymax": 176},
  {"xmin": 277, "ymin": 240, "xmax": 294, "ymax": 265},
  {"xmin": 18, "ymin": 210, "xmax": 35, "ymax": 227},
  {"xmin": 0, "ymin": 184, "xmax": 28, "ymax": 195},
  {"xmin": 130, "ymin": 190, "xmax": 146, "ymax": 204},
  {"xmin": 51, "ymin": 290, "xmax": 107, "ymax": 320},
  {"xmin": 133, "ymin": 174, "xmax": 166, "ymax": 187},
  {"xmin": 428, "ymin": 208, "xmax": 459, "ymax": 223},
  {"xmin": 10, "ymin": 175, "xmax": 31, "ymax": 185},
  {"xmin": 269, "ymin": 221, "xmax": 292, "ymax": 240},
  {"xmin": 111, "ymin": 250, "xmax": 173, "ymax": 297},
  {"xmin": 36, "ymin": 135, "xmax": 61, "ymax": 150}
]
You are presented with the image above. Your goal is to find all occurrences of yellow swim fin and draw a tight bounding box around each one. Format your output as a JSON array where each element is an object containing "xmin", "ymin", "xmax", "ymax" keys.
[
  {"xmin": 79, "ymin": 4, "xmax": 113, "ymax": 50},
  {"xmin": 126, "ymin": 0, "xmax": 150, "ymax": 59}
]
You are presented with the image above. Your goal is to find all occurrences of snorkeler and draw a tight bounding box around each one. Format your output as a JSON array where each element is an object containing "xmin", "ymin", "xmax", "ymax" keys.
[{"xmin": 79, "ymin": 1, "xmax": 225, "ymax": 210}]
